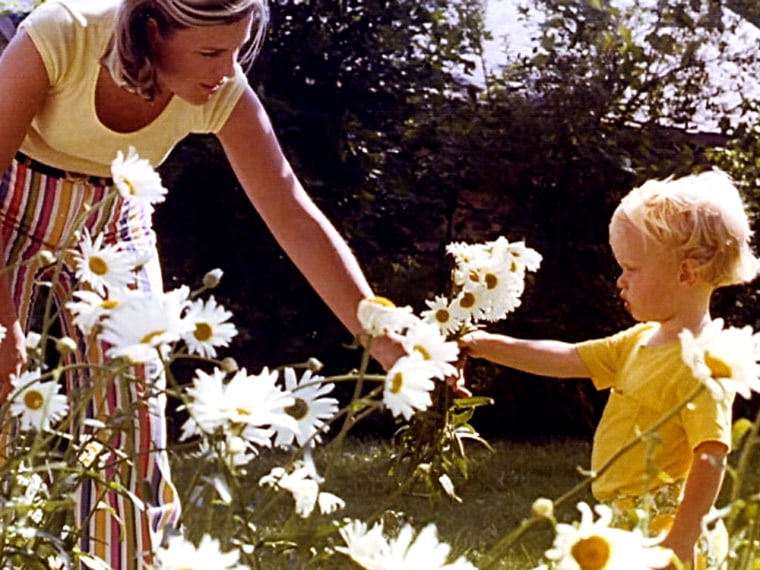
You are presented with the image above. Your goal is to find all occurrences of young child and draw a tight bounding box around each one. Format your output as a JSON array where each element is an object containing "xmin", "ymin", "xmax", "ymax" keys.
[{"xmin": 459, "ymin": 170, "xmax": 759, "ymax": 568}]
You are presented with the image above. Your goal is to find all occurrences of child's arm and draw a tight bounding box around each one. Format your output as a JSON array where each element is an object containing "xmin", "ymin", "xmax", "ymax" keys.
[
  {"xmin": 458, "ymin": 331, "xmax": 592, "ymax": 378},
  {"xmin": 661, "ymin": 440, "xmax": 728, "ymax": 567}
]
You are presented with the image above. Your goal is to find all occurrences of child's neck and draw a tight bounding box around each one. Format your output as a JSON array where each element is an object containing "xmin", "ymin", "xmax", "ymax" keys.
[{"xmin": 646, "ymin": 313, "xmax": 712, "ymax": 347}]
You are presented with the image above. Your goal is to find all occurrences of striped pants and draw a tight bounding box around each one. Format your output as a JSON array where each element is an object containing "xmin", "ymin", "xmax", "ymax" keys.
[{"xmin": 0, "ymin": 157, "xmax": 181, "ymax": 568}]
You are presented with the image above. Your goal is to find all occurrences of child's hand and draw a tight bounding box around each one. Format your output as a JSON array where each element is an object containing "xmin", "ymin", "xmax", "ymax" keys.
[{"xmin": 457, "ymin": 330, "xmax": 491, "ymax": 360}]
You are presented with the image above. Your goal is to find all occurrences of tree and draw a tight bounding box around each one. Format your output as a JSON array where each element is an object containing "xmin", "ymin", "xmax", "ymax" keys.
[{"xmin": 158, "ymin": 0, "xmax": 760, "ymax": 436}]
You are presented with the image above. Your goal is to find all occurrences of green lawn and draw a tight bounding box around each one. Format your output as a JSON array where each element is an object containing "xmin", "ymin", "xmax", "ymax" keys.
[{"xmin": 174, "ymin": 436, "xmax": 596, "ymax": 569}]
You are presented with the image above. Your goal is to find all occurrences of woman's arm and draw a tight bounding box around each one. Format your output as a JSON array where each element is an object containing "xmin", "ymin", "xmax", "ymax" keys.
[
  {"xmin": 0, "ymin": 30, "xmax": 50, "ymax": 392},
  {"xmin": 0, "ymin": 29, "xmax": 49, "ymax": 171},
  {"xmin": 217, "ymin": 87, "xmax": 403, "ymax": 370}
]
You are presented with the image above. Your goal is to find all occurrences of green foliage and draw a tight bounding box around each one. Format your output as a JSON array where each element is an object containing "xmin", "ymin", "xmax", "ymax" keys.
[{"xmin": 157, "ymin": 0, "xmax": 760, "ymax": 436}]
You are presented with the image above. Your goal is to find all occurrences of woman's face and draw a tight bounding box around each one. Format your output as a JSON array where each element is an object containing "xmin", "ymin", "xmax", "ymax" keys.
[
  {"xmin": 148, "ymin": 14, "xmax": 252, "ymax": 105},
  {"xmin": 609, "ymin": 216, "xmax": 682, "ymax": 323}
]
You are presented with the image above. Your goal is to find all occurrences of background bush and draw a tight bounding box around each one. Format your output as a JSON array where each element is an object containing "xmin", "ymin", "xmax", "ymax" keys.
[{"xmin": 154, "ymin": 0, "xmax": 760, "ymax": 439}]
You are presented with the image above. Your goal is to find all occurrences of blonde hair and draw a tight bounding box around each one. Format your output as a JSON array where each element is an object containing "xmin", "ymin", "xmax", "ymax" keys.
[
  {"xmin": 101, "ymin": 0, "xmax": 269, "ymax": 101},
  {"xmin": 610, "ymin": 169, "xmax": 760, "ymax": 287}
]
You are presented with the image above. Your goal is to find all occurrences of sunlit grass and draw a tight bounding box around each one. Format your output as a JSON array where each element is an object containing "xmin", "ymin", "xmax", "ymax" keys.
[{"xmin": 174, "ymin": 436, "xmax": 595, "ymax": 569}]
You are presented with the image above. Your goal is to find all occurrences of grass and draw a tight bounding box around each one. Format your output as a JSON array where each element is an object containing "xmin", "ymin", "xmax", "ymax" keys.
[
  {"xmin": 173, "ymin": 433, "xmax": 760, "ymax": 569},
  {"xmin": 174, "ymin": 435, "xmax": 596, "ymax": 569}
]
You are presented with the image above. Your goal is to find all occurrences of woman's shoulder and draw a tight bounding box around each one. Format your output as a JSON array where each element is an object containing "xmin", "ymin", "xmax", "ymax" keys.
[{"xmin": 22, "ymin": 0, "xmax": 117, "ymax": 32}]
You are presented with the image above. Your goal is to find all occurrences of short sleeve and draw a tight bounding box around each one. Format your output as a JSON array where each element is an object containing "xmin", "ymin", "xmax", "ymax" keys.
[
  {"xmin": 18, "ymin": 1, "xmax": 83, "ymax": 88},
  {"xmin": 680, "ymin": 383, "xmax": 733, "ymax": 451},
  {"xmin": 575, "ymin": 323, "xmax": 654, "ymax": 390}
]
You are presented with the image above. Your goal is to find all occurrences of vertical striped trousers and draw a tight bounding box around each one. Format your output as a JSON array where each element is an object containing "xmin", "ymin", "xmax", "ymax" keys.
[{"xmin": 0, "ymin": 156, "xmax": 181, "ymax": 568}]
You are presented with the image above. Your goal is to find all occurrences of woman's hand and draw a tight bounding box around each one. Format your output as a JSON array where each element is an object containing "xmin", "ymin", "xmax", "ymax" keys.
[
  {"xmin": 0, "ymin": 319, "xmax": 26, "ymax": 400},
  {"xmin": 368, "ymin": 333, "xmax": 406, "ymax": 372}
]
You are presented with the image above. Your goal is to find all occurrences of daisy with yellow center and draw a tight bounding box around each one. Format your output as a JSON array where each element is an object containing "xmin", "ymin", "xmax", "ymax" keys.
[
  {"xmin": 181, "ymin": 295, "xmax": 238, "ymax": 359},
  {"xmin": 9, "ymin": 369, "xmax": 68, "ymax": 432},
  {"xmin": 66, "ymin": 290, "xmax": 122, "ymax": 335},
  {"xmin": 357, "ymin": 296, "xmax": 416, "ymax": 337},
  {"xmin": 273, "ymin": 367, "xmax": 338, "ymax": 448},
  {"xmin": 542, "ymin": 502, "xmax": 672, "ymax": 570},
  {"xmin": 180, "ymin": 367, "xmax": 296, "ymax": 451},
  {"xmin": 421, "ymin": 294, "xmax": 464, "ymax": 336},
  {"xmin": 401, "ymin": 321, "xmax": 459, "ymax": 379},
  {"xmin": 383, "ymin": 353, "xmax": 437, "ymax": 420},
  {"xmin": 71, "ymin": 229, "xmax": 137, "ymax": 295},
  {"xmin": 679, "ymin": 318, "xmax": 760, "ymax": 400},
  {"xmin": 110, "ymin": 146, "xmax": 168, "ymax": 208},
  {"xmin": 99, "ymin": 286, "xmax": 192, "ymax": 364}
]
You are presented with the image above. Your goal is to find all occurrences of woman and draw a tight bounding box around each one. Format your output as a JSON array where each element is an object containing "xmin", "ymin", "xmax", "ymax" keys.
[{"xmin": 0, "ymin": 0, "xmax": 400, "ymax": 567}]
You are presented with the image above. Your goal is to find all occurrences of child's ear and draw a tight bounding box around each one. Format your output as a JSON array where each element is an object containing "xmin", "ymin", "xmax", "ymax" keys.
[{"xmin": 679, "ymin": 258, "xmax": 700, "ymax": 285}]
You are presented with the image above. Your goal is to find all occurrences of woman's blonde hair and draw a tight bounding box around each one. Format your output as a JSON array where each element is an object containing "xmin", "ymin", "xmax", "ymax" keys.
[
  {"xmin": 101, "ymin": 0, "xmax": 268, "ymax": 100},
  {"xmin": 611, "ymin": 169, "xmax": 760, "ymax": 287}
]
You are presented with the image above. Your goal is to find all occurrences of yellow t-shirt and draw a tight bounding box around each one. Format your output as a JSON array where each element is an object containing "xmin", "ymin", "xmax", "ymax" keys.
[
  {"xmin": 576, "ymin": 322, "xmax": 733, "ymax": 501},
  {"xmin": 18, "ymin": 0, "xmax": 248, "ymax": 177}
]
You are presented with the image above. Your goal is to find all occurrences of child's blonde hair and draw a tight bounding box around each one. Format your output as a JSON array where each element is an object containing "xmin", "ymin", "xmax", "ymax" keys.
[{"xmin": 611, "ymin": 169, "xmax": 760, "ymax": 287}]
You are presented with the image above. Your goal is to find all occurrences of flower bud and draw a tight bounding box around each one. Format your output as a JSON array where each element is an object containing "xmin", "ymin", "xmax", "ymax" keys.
[
  {"xmin": 221, "ymin": 357, "xmax": 238, "ymax": 373},
  {"xmin": 531, "ymin": 497, "xmax": 554, "ymax": 519},
  {"xmin": 35, "ymin": 249, "xmax": 56, "ymax": 266},
  {"xmin": 305, "ymin": 357, "xmax": 324, "ymax": 372},
  {"xmin": 55, "ymin": 336, "xmax": 78, "ymax": 356},
  {"xmin": 202, "ymin": 268, "xmax": 224, "ymax": 289}
]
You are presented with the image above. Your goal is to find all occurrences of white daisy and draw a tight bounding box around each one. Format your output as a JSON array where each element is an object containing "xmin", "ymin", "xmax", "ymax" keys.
[
  {"xmin": 71, "ymin": 229, "xmax": 137, "ymax": 295},
  {"xmin": 448, "ymin": 288, "xmax": 489, "ymax": 325},
  {"xmin": 259, "ymin": 465, "xmax": 344, "ymax": 518},
  {"xmin": 384, "ymin": 523, "xmax": 478, "ymax": 569},
  {"xmin": 179, "ymin": 367, "xmax": 230, "ymax": 440},
  {"xmin": 274, "ymin": 368, "xmax": 339, "ymax": 448},
  {"xmin": 420, "ymin": 295, "xmax": 464, "ymax": 336},
  {"xmin": 679, "ymin": 319, "xmax": 760, "ymax": 400},
  {"xmin": 155, "ymin": 533, "xmax": 249, "ymax": 570},
  {"xmin": 401, "ymin": 321, "xmax": 459, "ymax": 379},
  {"xmin": 99, "ymin": 286, "xmax": 191, "ymax": 364},
  {"xmin": 462, "ymin": 259, "xmax": 526, "ymax": 322},
  {"xmin": 383, "ymin": 353, "xmax": 437, "ymax": 420},
  {"xmin": 180, "ymin": 367, "xmax": 297, "ymax": 450},
  {"xmin": 197, "ymin": 434, "xmax": 256, "ymax": 469},
  {"xmin": 357, "ymin": 296, "xmax": 417, "ymax": 337},
  {"xmin": 9, "ymin": 369, "xmax": 68, "ymax": 431},
  {"xmin": 444, "ymin": 237, "xmax": 542, "ymax": 326},
  {"xmin": 181, "ymin": 296, "xmax": 238, "ymax": 358},
  {"xmin": 110, "ymin": 146, "xmax": 168, "ymax": 207},
  {"xmin": 507, "ymin": 239, "xmax": 543, "ymax": 272},
  {"xmin": 221, "ymin": 367, "xmax": 296, "ymax": 447},
  {"xmin": 336, "ymin": 520, "xmax": 390, "ymax": 570},
  {"xmin": 446, "ymin": 241, "xmax": 486, "ymax": 271},
  {"xmin": 317, "ymin": 491, "xmax": 345, "ymax": 515},
  {"xmin": 544, "ymin": 502, "xmax": 672, "ymax": 570},
  {"xmin": 65, "ymin": 290, "xmax": 120, "ymax": 335}
]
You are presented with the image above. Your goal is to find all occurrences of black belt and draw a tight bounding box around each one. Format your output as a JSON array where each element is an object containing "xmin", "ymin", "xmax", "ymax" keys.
[{"xmin": 14, "ymin": 152, "xmax": 113, "ymax": 186}]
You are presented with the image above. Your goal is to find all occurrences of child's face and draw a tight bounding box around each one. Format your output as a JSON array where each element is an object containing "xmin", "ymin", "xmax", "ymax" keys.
[{"xmin": 609, "ymin": 217, "xmax": 682, "ymax": 323}]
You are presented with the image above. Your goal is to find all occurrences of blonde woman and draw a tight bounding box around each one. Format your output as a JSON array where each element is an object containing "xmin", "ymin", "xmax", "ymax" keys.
[{"xmin": 0, "ymin": 0, "xmax": 401, "ymax": 566}]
